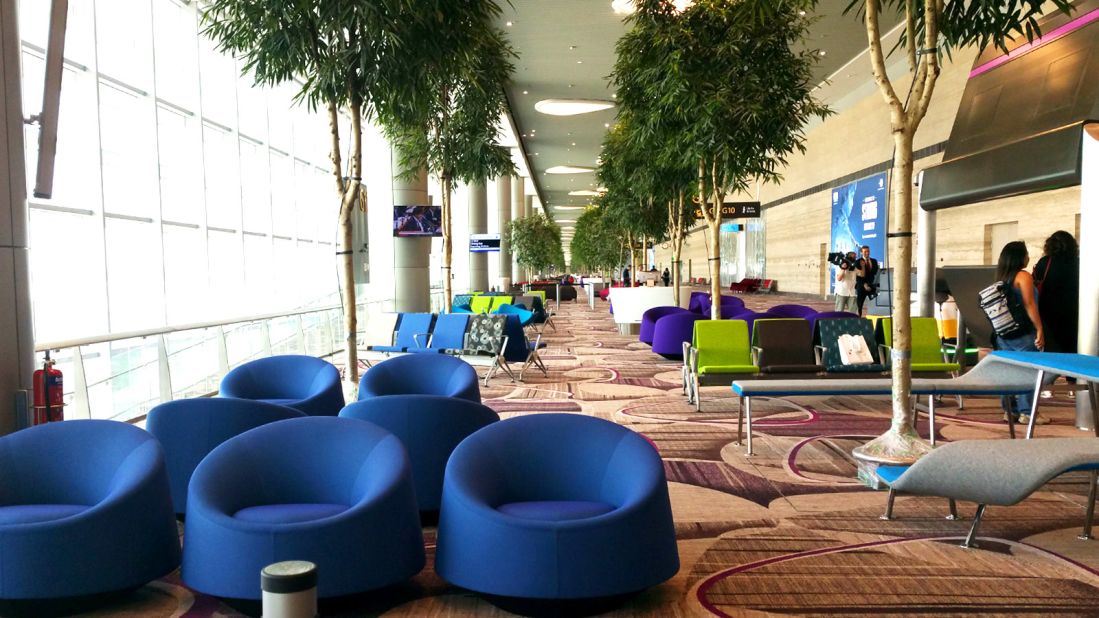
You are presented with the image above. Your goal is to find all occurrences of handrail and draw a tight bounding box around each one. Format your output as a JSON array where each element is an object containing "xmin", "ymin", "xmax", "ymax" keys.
[{"xmin": 35, "ymin": 299, "xmax": 391, "ymax": 352}]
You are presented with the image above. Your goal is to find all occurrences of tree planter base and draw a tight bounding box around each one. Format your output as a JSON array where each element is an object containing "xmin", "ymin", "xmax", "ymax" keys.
[{"xmin": 852, "ymin": 428, "xmax": 932, "ymax": 488}]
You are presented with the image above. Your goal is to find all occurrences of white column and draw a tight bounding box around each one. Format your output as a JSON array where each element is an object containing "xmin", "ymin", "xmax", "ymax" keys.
[
  {"xmin": 468, "ymin": 180, "xmax": 488, "ymax": 292},
  {"xmin": 496, "ymin": 175, "xmax": 511, "ymax": 290},
  {"xmin": 1077, "ymin": 124, "xmax": 1099, "ymax": 430},
  {"xmin": 0, "ymin": 0, "xmax": 34, "ymax": 435},
  {"xmin": 511, "ymin": 176, "xmax": 524, "ymax": 281},
  {"xmin": 916, "ymin": 172, "xmax": 937, "ymax": 318},
  {"xmin": 392, "ymin": 155, "xmax": 430, "ymax": 312}
]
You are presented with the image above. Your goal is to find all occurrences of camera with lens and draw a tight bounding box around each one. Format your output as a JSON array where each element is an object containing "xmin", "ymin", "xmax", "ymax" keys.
[{"xmin": 827, "ymin": 251, "xmax": 856, "ymax": 270}]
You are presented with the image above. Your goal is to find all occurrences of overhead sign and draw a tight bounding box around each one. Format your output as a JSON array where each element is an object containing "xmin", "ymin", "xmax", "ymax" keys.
[
  {"xmin": 692, "ymin": 201, "xmax": 761, "ymax": 220},
  {"xmin": 469, "ymin": 233, "xmax": 501, "ymax": 253}
]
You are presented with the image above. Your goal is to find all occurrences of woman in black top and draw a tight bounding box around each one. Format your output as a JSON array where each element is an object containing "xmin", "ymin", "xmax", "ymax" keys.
[
  {"xmin": 994, "ymin": 241, "xmax": 1046, "ymax": 423},
  {"xmin": 1032, "ymin": 230, "xmax": 1079, "ymax": 354}
]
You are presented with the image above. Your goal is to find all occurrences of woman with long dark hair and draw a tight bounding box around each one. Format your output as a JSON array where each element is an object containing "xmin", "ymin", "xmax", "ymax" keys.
[
  {"xmin": 994, "ymin": 241, "xmax": 1047, "ymax": 424},
  {"xmin": 1033, "ymin": 230, "xmax": 1080, "ymax": 354}
]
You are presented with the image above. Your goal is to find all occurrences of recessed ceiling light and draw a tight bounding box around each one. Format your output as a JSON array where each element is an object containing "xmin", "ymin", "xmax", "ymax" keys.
[
  {"xmin": 819, "ymin": 50, "xmax": 827, "ymax": 56},
  {"xmin": 506, "ymin": 21, "xmax": 513, "ymax": 26},
  {"xmin": 522, "ymin": 90, "xmax": 529, "ymax": 94},
  {"xmin": 569, "ymin": 45, "xmax": 577, "ymax": 50},
  {"xmin": 546, "ymin": 166, "xmax": 595, "ymax": 174},
  {"xmin": 604, "ymin": 123, "xmax": 610, "ymax": 128},
  {"xmin": 577, "ymin": 60, "xmax": 583, "ymax": 64},
  {"xmin": 571, "ymin": 142, "xmax": 576, "ymax": 146},
  {"xmin": 799, "ymin": 10, "xmax": 806, "ymax": 16}
]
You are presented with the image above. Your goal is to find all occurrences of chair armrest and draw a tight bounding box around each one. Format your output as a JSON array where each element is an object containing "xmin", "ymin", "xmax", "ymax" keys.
[
  {"xmin": 878, "ymin": 344, "xmax": 892, "ymax": 365},
  {"xmin": 690, "ymin": 346, "xmax": 699, "ymax": 373},
  {"xmin": 413, "ymin": 333, "xmax": 430, "ymax": 348},
  {"xmin": 814, "ymin": 345, "xmax": 825, "ymax": 365},
  {"xmin": 751, "ymin": 346, "xmax": 763, "ymax": 367}
]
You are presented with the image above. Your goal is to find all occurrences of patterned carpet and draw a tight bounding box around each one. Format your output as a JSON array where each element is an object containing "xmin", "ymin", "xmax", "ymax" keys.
[{"xmin": 69, "ymin": 290, "xmax": 1099, "ymax": 617}]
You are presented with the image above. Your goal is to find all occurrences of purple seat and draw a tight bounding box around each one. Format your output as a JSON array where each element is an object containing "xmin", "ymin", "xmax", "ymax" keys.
[
  {"xmin": 687, "ymin": 291, "xmax": 710, "ymax": 314},
  {"xmin": 718, "ymin": 295, "xmax": 747, "ymax": 315},
  {"xmin": 727, "ymin": 311, "xmax": 782, "ymax": 338},
  {"xmin": 651, "ymin": 313, "xmax": 705, "ymax": 359},
  {"xmin": 641, "ymin": 306, "xmax": 690, "ymax": 345},
  {"xmin": 808, "ymin": 311, "xmax": 858, "ymax": 339},
  {"xmin": 766, "ymin": 304, "xmax": 818, "ymax": 319}
]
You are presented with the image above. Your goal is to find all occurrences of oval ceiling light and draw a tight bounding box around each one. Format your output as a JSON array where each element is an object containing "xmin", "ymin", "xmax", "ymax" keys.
[
  {"xmin": 535, "ymin": 99, "xmax": 616, "ymax": 116},
  {"xmin": 555, "ymin": 205, "xmax": 586, "ymax": 210},
  {"xmin": 567, "ymin": 190, "xmax": 601, "ymax": 196},
  {"xmin": 612, "ymin": 0, "xmax": 692, "ymax": 14},
  {"xmin": 546, "ymin": 165, "xmax": 595, "ymax": 174}
]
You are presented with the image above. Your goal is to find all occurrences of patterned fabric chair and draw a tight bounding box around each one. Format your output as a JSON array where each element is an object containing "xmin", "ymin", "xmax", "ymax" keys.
[
  {"xmin": 816, "ymin": 317, "xmax": 886, "ymax": 375},
  {"xmin": 807, "ymin": 311, "xmax": 858, "ymax": 340},
  {"xmin": 461, "ymin": 314, "xmax": 512, "ymax": 385}
]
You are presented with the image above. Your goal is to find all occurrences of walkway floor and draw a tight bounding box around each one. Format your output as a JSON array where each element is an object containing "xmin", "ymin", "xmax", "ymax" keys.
[{"xmin": 89, "ymin": 290, "xmax": 1099, "ymax": 617}]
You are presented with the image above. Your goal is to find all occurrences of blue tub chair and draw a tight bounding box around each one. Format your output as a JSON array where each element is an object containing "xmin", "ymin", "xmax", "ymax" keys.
[
  {"xmin": 651, "ymin": 312, "xmax": 704, "ymax": 359},
  {"xmin": 0, "ymin": 420, "xmax": 180, "ymax": 599},
  {"xmin": 340, "ymin": 395, "xmax": 499, "ymax": 511},
  {"xmin": 182, "ymin": 417, "xmax": 425, "ymax": 600},
  {"xmin": 359, "ymin": 353, "xmax": 481, "ymax": 402},
  {"xmin": 219, "ymin": 354, "xmax": 345, "ymax": 416},
  {"xmin": 435, "ymin": 414, "xmax": 679, "ymax": 599},
  {"xmin": 146, "ymin": 397, "xmax": 305, "ymax": 514},
  {"xmin": 495, "ymin": 303, "xmax": 535, "ymax": 328}
]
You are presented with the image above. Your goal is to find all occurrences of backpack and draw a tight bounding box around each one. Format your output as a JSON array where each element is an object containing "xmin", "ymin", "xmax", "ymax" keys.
[{"xmin": 978, "ymin": 280, "xmax": 1030, "ymax": 339}]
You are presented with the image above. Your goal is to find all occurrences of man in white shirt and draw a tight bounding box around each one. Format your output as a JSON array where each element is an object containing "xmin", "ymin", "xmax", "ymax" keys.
[{"xmin": 834, "ymin": 251, "xmax": 858, "ymax": 312}]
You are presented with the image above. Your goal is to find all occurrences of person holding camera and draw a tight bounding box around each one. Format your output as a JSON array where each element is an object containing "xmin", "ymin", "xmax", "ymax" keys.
[
  {"xmin": 833, "ymin": 251, "xmax": 858, "ymax": 313},
  {"xmin": 854, "ymin": 245, "xmax": 880, "ymax": 317}
]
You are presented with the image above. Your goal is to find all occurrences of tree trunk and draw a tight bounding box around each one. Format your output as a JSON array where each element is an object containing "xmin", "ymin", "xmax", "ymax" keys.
[
  {"xmin": 441, "ymin": 176, "xmax": 453, "ymax": 313},
  {"xmin": 707, "ymin": 219, "xmax": 721, "ymax": 319},
  {"xmin": 327, "ymin": 101, "xmax": 360, "ymax": 384}
]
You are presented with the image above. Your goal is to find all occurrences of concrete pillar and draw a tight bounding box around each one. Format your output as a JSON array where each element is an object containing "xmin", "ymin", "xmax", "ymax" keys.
[
  {"xmin": 525, "ymin": 195, "xmax": 534, "ymax": 220},
  {"xmin": 0, "ymin": 0, "xmax": 34, "ymax": 435},
  {"xmin": 496, "ymin": 175, "xmax": 511, "ymax": 291},
  {"xmin": 392, "ymin": 156, "xmax": 430, "ymax": 312},
  {"xmin": 511, "ymin": 177, "xmax": 524, "ymax": 281},
  {"xmin": 468, "ymin": 180, "xmax": 488, "ymax": 292},
  {"xmin": 1077, "ymin": 124, "xmax": 1099, "ymax": 430},
  {"xmin": 916, "ymin": 175, "xmax": 937, "ymax": 318}
]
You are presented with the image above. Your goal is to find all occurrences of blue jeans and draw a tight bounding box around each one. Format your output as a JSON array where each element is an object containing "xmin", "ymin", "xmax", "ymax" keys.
[{"xmin": 996, "ymin": 332, "xmax": 1038, "ymax": 414}]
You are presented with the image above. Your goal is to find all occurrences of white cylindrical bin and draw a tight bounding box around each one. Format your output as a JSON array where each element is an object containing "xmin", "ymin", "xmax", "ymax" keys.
[{"xmin": 261, "ymin": 560, "xmax": 317, "ymax": 618}]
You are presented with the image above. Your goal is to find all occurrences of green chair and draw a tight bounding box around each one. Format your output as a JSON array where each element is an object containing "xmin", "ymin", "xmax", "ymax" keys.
[
  {"xmin": 488, "ymin": 296, "xmax": 513, "ymax": 312},
  {"xmin": 470, "ymin": 296, "xmax": 494, "ymax": 314},
  {"xmin": 878, "ymin": 316, "xmax": 963, "ymax": 408},
  {"xmin": 687, "ymin": 320, "xmax": 757, "ymax": 411}
]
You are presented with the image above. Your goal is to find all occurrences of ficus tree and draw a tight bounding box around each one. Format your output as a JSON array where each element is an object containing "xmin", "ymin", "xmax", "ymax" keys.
[
  {"xmin": 505, "ymin": 212, "xmax": 566, "ymax": 276},
  {"xmin": 570, "ymin": 206, "xmax": 627, "ymax": 277},
  {"xmin": 846, "ymin": 0, "xmax": 1073, "ymax": 466},
  {"xmin": 382, "ymin": 1, "xmax": 517, "ymax": 313},
  {"xmin": 613, "ymin": 0, "xmax": 828, "ymax": 318},
  {"xmin": 202, "ymin": 0, "xmax": 416, "ymax": 384}
]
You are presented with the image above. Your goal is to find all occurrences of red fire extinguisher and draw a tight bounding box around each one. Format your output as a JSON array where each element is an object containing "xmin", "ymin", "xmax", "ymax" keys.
[{"xmin": 32, "ymin": 350, "xmax": 64, "ymax": 425}]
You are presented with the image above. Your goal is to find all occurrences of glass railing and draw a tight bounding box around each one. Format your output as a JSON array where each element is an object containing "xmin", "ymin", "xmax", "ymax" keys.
[{"xmin": 33, "ymin": 298, "xmax": 395, "ymax": 425}]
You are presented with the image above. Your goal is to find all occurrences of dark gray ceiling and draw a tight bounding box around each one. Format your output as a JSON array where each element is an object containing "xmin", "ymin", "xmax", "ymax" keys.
[{"xmin": 495, "ymin": 0, "xmax": 902, "ymax": 226}]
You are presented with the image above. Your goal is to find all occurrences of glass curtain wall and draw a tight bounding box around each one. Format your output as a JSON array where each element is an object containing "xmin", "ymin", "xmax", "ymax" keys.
[
  {"xmin": 19, "ymin": 0, "xmax": 340, "ymax": 344},
  {"xmin": 18, "ymin": 0, "xmax": 347, "ymax": 420}
]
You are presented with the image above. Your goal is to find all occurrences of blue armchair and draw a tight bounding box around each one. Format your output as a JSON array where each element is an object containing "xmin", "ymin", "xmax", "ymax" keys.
[
  {"xmin": 358, "ymin": 353, "xmax": 481, "ymax": 402},
  {"xmin": 146, "ymin": 397, "xmax": 306, "ymax": 514},
  {"xmin": 340, "ymin": 395, "xmax": 499, "ymax": 511},
  {"xmin": 219, "ymin": 354, "xmax": 345, "ymax": 416},
  {"xmin": 435, "ymin": 414, "xmax": 679, "ymax": 599},
  {"xmin": 0, "ymin": 420, "xmax": 180, "ymax": 599},
  {"xmin": 182, "ymin": 417, "xmax": 425, "ymax": 600}
]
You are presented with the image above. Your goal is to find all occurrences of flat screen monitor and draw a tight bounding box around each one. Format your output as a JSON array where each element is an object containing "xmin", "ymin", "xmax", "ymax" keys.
[
  {"xmin": 393, "ymin": 205, "xmax": 442, "ymax": 237},
  {"xmin": 470, "ymin": 234, "xmax": 501, "ymax": 252}
]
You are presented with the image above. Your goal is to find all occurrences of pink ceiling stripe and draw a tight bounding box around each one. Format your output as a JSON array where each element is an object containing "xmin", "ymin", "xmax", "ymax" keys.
[{"xmin": 969, "ymin": 8, "xmax": 1099, "ymax": 78}]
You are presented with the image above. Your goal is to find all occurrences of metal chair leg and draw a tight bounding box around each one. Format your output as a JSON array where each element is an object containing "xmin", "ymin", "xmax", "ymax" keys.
[
  {"xmin": 1025, "ymin": 370, "xmax": 1044, "ymax": 440},
  {"xmin": 880, "ymin": 488, "xmax": 896, "ymax": 520},
  {"xmin": 736, "ymin": 395, "xmax": 744, "ymax": 446},
  {"xmin": 927, "ymin": 395, "xmax": 936, "ymax": 446},
  {"xmin": 947, "ymin": 498, "xmax": 959, "ymax": 521},
  {"xmin": 694, "ymin": 376, "xmax": 701, "ymax": 412},
  {"xmin": 1080, "ymin": 470, "xmax": 1097, "ymax": 541},
  {"xmin": 1089, "ymin": 383, "xmax": 1099, "ymax": 439},
  {"xmin": 961, "ymin": 504, "xmax": 986, "ymax": 548},
  {"xmin": 745, "ymin": 395, "xmax": 753, "ymax": 456}
]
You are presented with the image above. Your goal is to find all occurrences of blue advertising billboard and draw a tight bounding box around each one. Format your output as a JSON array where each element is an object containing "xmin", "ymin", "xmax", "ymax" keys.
[{"xmin": 829, "ymin": 172, "xmax": 888, "ymax": 292}]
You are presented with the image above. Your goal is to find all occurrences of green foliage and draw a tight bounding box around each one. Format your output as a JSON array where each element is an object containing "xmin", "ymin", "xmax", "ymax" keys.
[
  {"xmin": 844, "ymin": 0, "xmax": 1074, "ymax": 57},
  {"xmin": 614, "ymin": 0, "xmax": 830, "ymax": 197},
  {"xmin": 202, "ymin": 0, "xmax": 407, "ymax": 112},
  {"xmin": 505, "ymin": 213, "xmax": 566, "ymax": 273},
  {"xmin": 569, "ymin": 207, "xmax": 627, "ymax": 273},
  {"xmin": 381, "ymin": 1, "xmax": 517, "ymax": 189}
]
